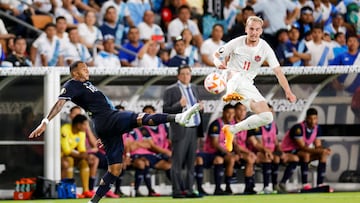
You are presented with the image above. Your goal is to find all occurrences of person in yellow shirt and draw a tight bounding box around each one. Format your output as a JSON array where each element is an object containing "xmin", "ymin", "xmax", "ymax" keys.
[{"xmin": 61, "ymin": 114, "xmax": 93, "ymax": 198}]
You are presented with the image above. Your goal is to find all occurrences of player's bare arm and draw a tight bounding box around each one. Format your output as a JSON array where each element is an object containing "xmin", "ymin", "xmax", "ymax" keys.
[
  {"xmin": 213, "ymin": 52, "xmax": 227, "ymax": 69},
  {"xmin": 29, "ymin": 99, "xmax": 67, "ymax": 138},
  {"xmin": 273, "ymin": 66, "xmax": 297, "ymax": 103},
  {"xmin": 295, "ymin": 138, "xmax": 325, "ymax": 155}
]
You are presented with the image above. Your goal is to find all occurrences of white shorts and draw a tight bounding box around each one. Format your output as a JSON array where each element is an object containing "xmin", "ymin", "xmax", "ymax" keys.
[{"xmin": 226, "ymin": 73, "xmax": 266, "ymax": 111}]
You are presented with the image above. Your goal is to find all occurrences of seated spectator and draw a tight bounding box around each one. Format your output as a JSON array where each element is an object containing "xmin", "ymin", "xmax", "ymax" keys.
[
  {"xmin": 321, "ymin": 0, "xmax": 337, "ymax": 26},
  {"xmin": 30, "ymin": 23, "xmax": 65, "ymax": 66},
  {"xmin": 0, "ymin": 0, "xmax": 34, "ymax": 35},
  {"xmin": 133, "ymin": 40, "xmax": 164, "ymax": 68},
  {"xmin": 251, "ymin": 0, "xmax": 299, "ymax": 48},
  {"xmin": 201, "ymin": 24, "xmax": 225, "ymax": 67},
  {"xmin": 94, "ymin": 35, "xmax": 121, "ymax": 67},
  {"xmin": 32, "ymin": 0, "xmax": 55, "ymax": 14},
  {"xmin": 330, "ymin": 35, "xmax": 360, "ymax": 96},
  {"xmin": 60, "ymin": 114, "xmax": 93, "ymax": 198},
  {"xmin": 223, "ymin": 0, "xmax": 238, "ymax": 32},
  {"xmin": 167, "ymin": 5, "xmax": 203, "ymax": 49},
  {"xmin": 281, "ymin": 108, "xmax": 331, "ymax": 190},
  {"xmin": 293, "ymin": 6, "xmax": 314, "ymax": 41},
  {"xmin": 274, "ymin": 29, "xmax": 290, "ymax": 66},
  {"xmin": 284, "ymin": 26, "xmax": 311, "ymax": 66},
  {"xmin": 99, "ymin": 0, "xmax": 134, "ymax": 39},
  {"xmin": 168, "ymin": 36, "xmax": 199, "ymax": 67},
  {"xmin": 137, "ymin": 10, "xmax": 165, "ymax": 46},
  {"xmin": 312, "ymin": 0, "xmax": 324, "ymax": 24},
  {"xmin": 55, "ymin": 16, "xmax": 70, "ymax": 45},
  {"xmin": 78, "ymin": 11, "xmax": 103, "ymax": 50},
  {"xmin": 324, "ymin": 13, "xmax": 347, "ymax": 39},
  {"xmin": 127, "ymin": 0, "xmax": 151, "ymax": 26},
  {"xmin": 64, "ymin": 27, "xmax": 94, "ymax": 66},
  {"xmin": 159, "ymin": 49, "xmax": 170, "ymax": 67},
  {"xmin": 55, "ymin": 0, "xmax": 84, "ymax": 27},
  {"xmin": 99, "ymin": 6, "xmax": 124, "ymax": 46},
  {"xmin": 119, "ymin": 26, "xmax": 143, "ymax": 67},
  {"xmin": 305, "ymin": 24, "xmax": 334, "ymax": 66},
  {"xmin": 2, "ymin": 36, "xmax": 32, "ymax": 67},
  {"xmin": 195, "ymin": 104, "xmax": 237, "ymax": 195},
  {"xmin": 224, "ymin": 6, "xmax": 255, "ymax": 42},
  {"xmin": 170, "ymin": 29, "xmax": 199, "ymax": 66},
  {"xmin": 331, "ymin": 32, "xmax": 348, "ymax": 57}
]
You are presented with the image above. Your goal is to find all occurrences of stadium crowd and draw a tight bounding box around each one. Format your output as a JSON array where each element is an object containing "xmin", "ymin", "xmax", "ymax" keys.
[
  {"xmin": 2, "ymin": 0, "xmax": 359, "ymax": 199},
  {"xmin": 0, "ymin": 0, "xmax": 359, "ymax": 68}
]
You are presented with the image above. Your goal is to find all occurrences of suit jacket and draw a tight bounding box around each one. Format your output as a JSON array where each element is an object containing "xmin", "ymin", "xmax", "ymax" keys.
[{"xmin": 163, "ymin": 82, "xmax": 204, "ymax": 141}]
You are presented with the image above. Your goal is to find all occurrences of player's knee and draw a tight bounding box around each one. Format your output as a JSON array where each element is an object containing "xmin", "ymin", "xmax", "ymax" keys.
[{"xmin": 259, "ymin": 111, "xmax": 273, "ymax": 125}]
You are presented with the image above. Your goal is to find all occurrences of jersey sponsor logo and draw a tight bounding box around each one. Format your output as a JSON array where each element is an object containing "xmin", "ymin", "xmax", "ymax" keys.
[
  {"xmin": 83, "ymin": 82, "xmax": 98, "ymax": 93},
  {"xmin": 60, "ymin": 88, "xmax": 66, "ymax": 95},
  {"xmin": 219, "ymin": 47, "xmax": 224, "ymax": 54},
  {"xmin": 254, "ymin": 55, "xmax": 261, "ymax": 62}
]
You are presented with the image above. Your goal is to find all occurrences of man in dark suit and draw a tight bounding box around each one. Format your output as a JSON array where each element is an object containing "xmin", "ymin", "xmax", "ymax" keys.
[{"xmin": 163, "ymin": 65, "xmax": 203, "ymax": 198}]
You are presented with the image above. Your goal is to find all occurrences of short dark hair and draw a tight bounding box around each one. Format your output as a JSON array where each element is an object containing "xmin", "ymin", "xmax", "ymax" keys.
[
  {"xmin": 70, "ymin": 61, "xmax": 84, "ymax": 73},
  {"xmin": 55, "ymin": 16, "xmax": 66, "ymax": 23},
  {"xmin": 43, "ymin": 22, "xmax": 56, "ymax": 31},
  {"xmin": 14, "ymin": 35, "xmax": 26, "ymax": 44},
  {"xmin": 312, "ymin": 24, "xmax": 323, "ymax": 32},
  {"xmin": 306, "ymin": 108, "xmax": 318, "ymax": 117},
  {"xmin": 178, "ymin": 4, "xmax": 191, "ymax": 13},
  {"xmin": 142, "ymin": 105, "xmax": 156, "ymax": 113},
  {"xmin": 234, "ymin": 102, "xmax": 243, "ymax": 109},
  {"xmin": 72, "ymin": 114, "xmax": 88, "ymax": 126},
  {"xmin": 177, "ymin": 64, "xmax": 191, "ymax": 75},
  {"xmin": 115, "ymin": 104, "xmax": 125, "ymax": 110},
  {"xmin": 213, "ymin": 23, "xmax": 224, "ymax": 31},
  {"xmin": 223, "ymin": 104, "xmax": 234, "ymax": 112},
  {"xmin": 242, "ymin": 5, "xmax": 254, "ymax": 13},
  {"xmin": 70, "ymin": 106, "xmax": 81, "ymax": 113}
]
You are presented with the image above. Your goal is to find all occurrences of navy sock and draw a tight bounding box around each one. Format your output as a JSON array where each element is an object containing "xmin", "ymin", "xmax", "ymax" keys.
[
  {"xmin": 225, "ymin": 176, "xmax": 232, "ymax": 189},
  {"xmin": 262, "ymin": 163, "xmax": 271, "ymax": 187},
  {"xmin": 92, "ymin": 172, "xmax": 117, "ymax": 202},
  {"xmin": 272, "ymin": 163, "xmax": 279, "ymax": 185},
  {"xmin": 142, "ymin": 113, "xmax": 170, "ymax": 125},
  {"xmin": 135, "ymin": 169, "xmax": 144, "ymax": 191},
  {"xmin": 317, "ymin": 162, "xmax": 326, "ymax": 185},
  {"xmin": 281, "ymin": 162, "xmax": 297, "ymax": 183},
  {"xmin": 143, "ymin": 167, "xmax": 152, "ymax": 191},
  {"xmin": 214, "ymin": 164, "xmax": 223, "ymax": 190},
  {"xmin": 114, "ymin": 172, "xmax": 124, "ymax": 193},
  {"xmin": 245, "ymin": 176, "xmax": 254, "ymax": 190},
  {"xmin": 195, "ymin": 165, "xmax": 204, "ymax": 190},
  {"xmin": 165, "ymin": 169, "xmax": 171, "ymax": 181},
  {"xmin": 300, "ymin": 162, "xmax": 309, "ymax": 184},
  {"xmin": 89, "ymin": 177, "xmax": 95, "ymax": 190}
]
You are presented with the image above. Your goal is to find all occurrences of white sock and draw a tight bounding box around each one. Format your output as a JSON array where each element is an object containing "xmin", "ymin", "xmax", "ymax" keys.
[{"xmin": 232, "ymin": 112, "xmax": 273, "ymax": 133}]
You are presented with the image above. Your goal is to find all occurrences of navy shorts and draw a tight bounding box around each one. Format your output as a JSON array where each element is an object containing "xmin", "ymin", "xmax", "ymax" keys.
[
  {"xmin": 95, "ymin": 111, "xmax": 138, "ymax": 165},
  {"xmin": 197, "ymin": 152, "xmax": 221, "ymax": 168},
  {"xmin": 131, "ymin": 154, "xmax": 163, "ymax": 168}
]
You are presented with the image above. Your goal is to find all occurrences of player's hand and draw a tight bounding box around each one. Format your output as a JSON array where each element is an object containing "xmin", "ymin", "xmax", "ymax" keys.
[
  {"xmin": 323, "ymin": 148, "xmax": 331, "ymax": 155},
  {"xmin": 29, "ymin": 123, "xmax": 46, "ymax": 138},
  {"xmin": 217, "ymin": 63, "xmax": 227, "ymax": 70},
  {"xmin": 264, "ymin": 149, "xmax": 274, "ymax": 160},
  {"xmin": 286, "ymin": 91, "xmax": 297, "ymax": 103}
]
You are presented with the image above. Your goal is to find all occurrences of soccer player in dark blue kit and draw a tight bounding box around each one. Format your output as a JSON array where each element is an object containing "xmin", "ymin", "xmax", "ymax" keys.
[{"xmin": 29, "ymin": 61, "xmax": 201, "ymax": 203}]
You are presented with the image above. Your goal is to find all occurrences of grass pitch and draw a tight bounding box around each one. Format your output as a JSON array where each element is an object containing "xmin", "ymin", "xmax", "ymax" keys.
[{"xmin": 2, "ymin": 192, "xmax": 360, "ymax": 203}]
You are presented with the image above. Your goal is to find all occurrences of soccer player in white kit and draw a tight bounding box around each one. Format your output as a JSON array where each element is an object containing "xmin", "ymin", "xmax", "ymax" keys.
[{"xmin": 213, "ymin": 16, "xmax": 297, "ymax": 152}]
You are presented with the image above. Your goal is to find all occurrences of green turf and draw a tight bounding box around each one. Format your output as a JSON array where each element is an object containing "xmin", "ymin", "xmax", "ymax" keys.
[{"xmin": 2, "ymin": 192, "xmax": 360, "ymax": 203}]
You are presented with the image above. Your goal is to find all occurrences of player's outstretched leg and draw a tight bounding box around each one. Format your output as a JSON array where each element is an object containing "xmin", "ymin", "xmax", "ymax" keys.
[{"xmin": 175, "ymin": 103, "xmax": 201, "ymax": 125}]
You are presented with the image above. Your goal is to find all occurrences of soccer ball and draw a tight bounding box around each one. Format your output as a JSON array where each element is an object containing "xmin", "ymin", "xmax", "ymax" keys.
[{"xmin": 204, "ymin": 72, "xmax": 226, "ymax": 94}]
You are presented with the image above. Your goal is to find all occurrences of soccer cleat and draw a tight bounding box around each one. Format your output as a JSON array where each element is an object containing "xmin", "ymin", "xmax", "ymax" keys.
[
  {"xmin": 83, "ymin": 190, "xmax": 95, "ymax": 198},
  {"xmin": 223, "ymin": 125, "xmax": 234, "ymax": 152},
  {"xmin": 277, "ymin": 183, "xmax": 287, "ymax": 193},
  {"xmin": 175, "ymin": 103, "xmax": 201, "ymax": 126},
  {"xmin": 302, "ymin": 183, "xmax": 312, "ymax": 190},
  {"xmin": 222, "ymin": 92, "xmax": 244, "ymax": 103},
  {"xmin": 148, "ymin": 189, "xmax": 161, "ymax": 197},
  {"xmin": 105, "ymin": 190, "xmax": 120, "ymax": 198},
  {"xmin": 258, "ymin": 186, "xmax": 274, "ymax": 194}
]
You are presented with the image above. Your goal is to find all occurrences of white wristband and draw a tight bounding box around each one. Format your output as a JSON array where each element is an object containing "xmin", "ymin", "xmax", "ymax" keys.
[
  {"xmin": 126, "ymin": 152, "xmax": 131, "ymax": 157},
  {"xmin": 213, "ymin": 58, "xmax": 223, "ymax": 68},
  {"xmin": 41, "ymin": 118, "xmax": 49, "ymax": 125}
]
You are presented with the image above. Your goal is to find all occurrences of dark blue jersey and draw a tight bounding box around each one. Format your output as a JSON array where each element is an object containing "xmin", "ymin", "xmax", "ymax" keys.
[{"xmin": 59, "ymin": 79, "xmax": 116, "ymax": 118}]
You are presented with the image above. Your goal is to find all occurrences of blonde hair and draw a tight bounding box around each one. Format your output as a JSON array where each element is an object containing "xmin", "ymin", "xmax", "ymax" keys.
[{"xmin": 246, "ymin": 16, "xmax": 264, "ymax": 27}]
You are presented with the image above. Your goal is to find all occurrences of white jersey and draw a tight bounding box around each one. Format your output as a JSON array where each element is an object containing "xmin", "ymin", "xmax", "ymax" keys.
[{"xmin": 217, "ymin": 36, "xmax": 280, "ymax": 80}]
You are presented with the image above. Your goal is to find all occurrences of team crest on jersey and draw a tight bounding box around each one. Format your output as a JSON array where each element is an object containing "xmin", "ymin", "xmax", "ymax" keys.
[
  {"xmin": 60, "ymin": 88, "xmax": 66, "ymax": 95},
  {"xmin": 212, "ymin": 125, "xmax": 219, "ymax": 133},
  {"xmin": 295, "ymin": 128, "xmax": 301, "ymax": 135},
  {"xmin": 254, "ymin": 127, "xmax": 260, "ymax": 133},
  {"xmin": 254, "ymin": 55, "xmax": 261, "ymax": 62},
  {"xmin": 219, "ymin": 47, "xmax": 224, "ymax": 54}
]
